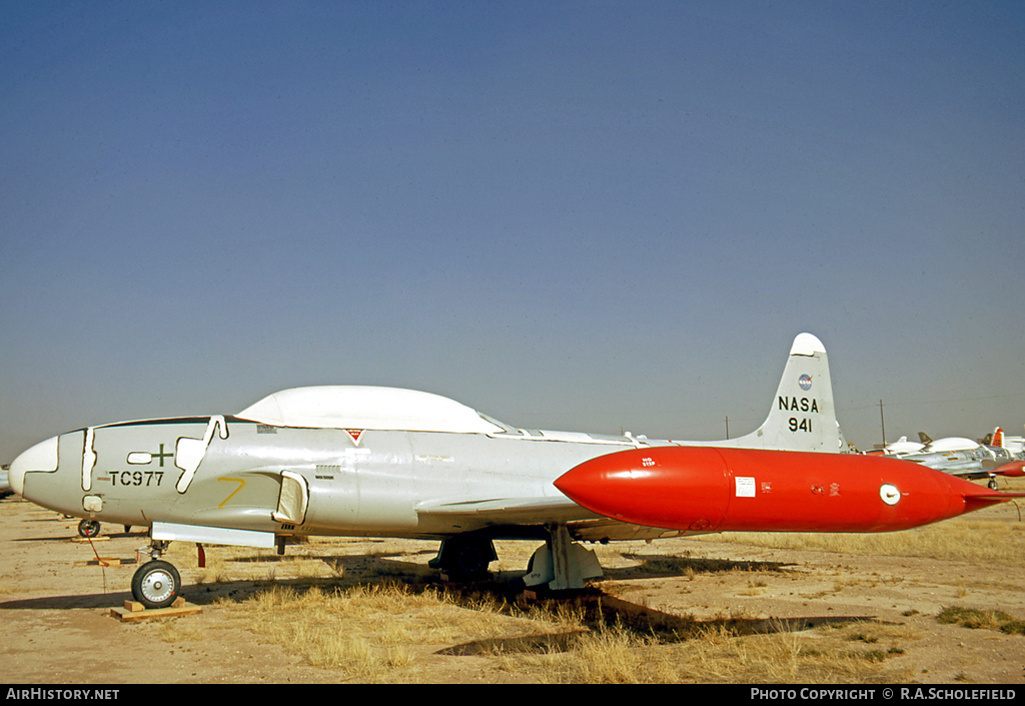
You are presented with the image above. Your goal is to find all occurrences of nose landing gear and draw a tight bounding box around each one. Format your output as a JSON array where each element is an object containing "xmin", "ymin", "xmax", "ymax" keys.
[{"xmin": 132, "ymin": 540, "xmax": 181, "ymax": 609}]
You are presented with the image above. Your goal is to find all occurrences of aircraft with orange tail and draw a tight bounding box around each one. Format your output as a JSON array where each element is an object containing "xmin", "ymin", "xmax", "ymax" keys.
[{"xmin": 876, "ymin": 428, "xmax": 1025, "ymax": 490}]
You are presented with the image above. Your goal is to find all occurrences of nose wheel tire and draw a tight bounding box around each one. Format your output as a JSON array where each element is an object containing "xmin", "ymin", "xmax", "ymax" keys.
[
  {"xmin": 78, "ymin": 519, "xmax": 101, "ymax": 538},
  {"xmin": 131, "ymin": 560, "xmax": 181, "ymax": 609}
]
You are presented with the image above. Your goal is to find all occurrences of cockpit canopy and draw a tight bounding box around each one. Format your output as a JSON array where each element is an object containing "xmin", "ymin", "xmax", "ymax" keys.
[{"xmin": 236, "ymin": 386, "xmax": 507, "ymax": 434}]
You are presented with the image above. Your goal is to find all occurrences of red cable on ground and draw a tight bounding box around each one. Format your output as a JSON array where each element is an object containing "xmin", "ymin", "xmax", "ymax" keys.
[{"xmin": 86, "ymin": 534, "xmax": 110, "ymax": 595}]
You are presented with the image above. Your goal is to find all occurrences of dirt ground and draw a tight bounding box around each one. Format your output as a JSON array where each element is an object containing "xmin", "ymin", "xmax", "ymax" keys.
[{"xmin": 3, "ymin": 491, "xmax": 1025, "ymax": 684}]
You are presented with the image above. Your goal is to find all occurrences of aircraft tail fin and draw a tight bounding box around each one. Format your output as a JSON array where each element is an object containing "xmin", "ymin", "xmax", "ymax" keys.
[
  {"xmin": 992, "ymin": 427, "xmax": 1005, "ymax": 448},
  {"xmin": 720, "ymin": 333, "xmax": 850, "ymax": 453},
  {"xmin": 918, "ymin": 431, "xmax": 934, "ymax": 445}
]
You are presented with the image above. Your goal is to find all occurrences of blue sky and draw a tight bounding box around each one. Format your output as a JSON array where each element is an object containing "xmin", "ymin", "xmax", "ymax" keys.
[{"xmin": 3, "ymin": 1, "xmax": 1023, "ymax": 463}]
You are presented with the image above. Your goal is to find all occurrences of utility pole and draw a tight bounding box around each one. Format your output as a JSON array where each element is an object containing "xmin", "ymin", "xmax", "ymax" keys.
[
  {"xmin": 724, "ymin": 415, "xmax": 730, "ymax": 439},
  {"xmin": 878, "ymin": 399, "xmax": 886, "ymax": 448}
]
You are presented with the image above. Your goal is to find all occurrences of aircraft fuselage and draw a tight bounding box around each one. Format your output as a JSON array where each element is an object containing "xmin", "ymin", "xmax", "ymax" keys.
[{"xmin": 14, "ymin": 416, "xmax": 639, "ymax": 542}]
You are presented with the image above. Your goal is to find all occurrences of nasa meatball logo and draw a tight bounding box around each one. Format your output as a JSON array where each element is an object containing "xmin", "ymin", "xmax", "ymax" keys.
[{"xmin": 798, "ymin": 374, "xmax": 813, "ymax": 391}]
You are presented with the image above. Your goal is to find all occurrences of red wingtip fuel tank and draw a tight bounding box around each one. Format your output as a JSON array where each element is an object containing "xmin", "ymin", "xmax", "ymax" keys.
[
  {"xmin": 994, "ymin": 460, "xmax": 1025, "ymax": 478},
  {"xmin": 554, "ymin": 446, "xmax": 1025, "ymax": 534}
]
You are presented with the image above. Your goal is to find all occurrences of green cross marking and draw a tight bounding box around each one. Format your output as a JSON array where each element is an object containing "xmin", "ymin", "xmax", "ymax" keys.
[{"xmin": 152, "ymin": 443, "xmax": 173, "ymax": 467}]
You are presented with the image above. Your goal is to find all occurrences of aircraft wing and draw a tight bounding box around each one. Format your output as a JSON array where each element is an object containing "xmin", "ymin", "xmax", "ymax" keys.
[
  {"xmin": 416, "ymin": 495, "xmax": 598, "ymax": 532},
  {"xmin": 415, "ymin": 495, "xmax": 680, "ymax": 542}
]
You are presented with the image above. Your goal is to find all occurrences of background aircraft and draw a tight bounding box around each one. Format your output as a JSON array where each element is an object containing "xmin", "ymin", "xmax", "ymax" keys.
[
  {"xmin": 879, "ymin": 436, "xmax": 925, "ymax": 455},
  {"xmin": 990, "ymin": 427, "xmax": 1025, "ymax": 456},
  {"xmin": 877, "ymin": 431, "xmax": 1024, "ymax": 489},
  {"xmin": 11, "ymin": 333, "xmax": 847, "ymax": 607}
]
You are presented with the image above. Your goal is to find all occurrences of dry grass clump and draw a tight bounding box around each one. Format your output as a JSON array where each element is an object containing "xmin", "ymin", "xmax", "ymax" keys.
[
  {"xmin": 231, "ymin": 582, "xmax": 579, "ymax": 682},
  {"xmin": 239, "ymin": 585, "xmax": 415, "ymax": 679},
  {"xmin": 937, "ymin": 606, "xmax": 1025, "ymax": 635},
  {"xmin": 225, "ymin": 581, "xmax": 908, "ymax": 683},
  {"xmin": 155, "ymin": 620, "xmax": 207, "ymax": 644},
  {"xmin": 507, "ymin": 620, "xmax": 908, "ymax": 683}
]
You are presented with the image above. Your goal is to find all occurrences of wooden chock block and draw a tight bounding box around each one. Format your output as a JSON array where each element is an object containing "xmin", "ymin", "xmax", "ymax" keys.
[{"xmin": 110, "ymin": 600, "xmax": 202, "ymax": 622}]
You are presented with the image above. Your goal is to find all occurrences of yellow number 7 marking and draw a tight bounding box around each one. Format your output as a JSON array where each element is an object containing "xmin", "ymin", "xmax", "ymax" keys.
[{"xmin": 217, "ymin": 478, "xmax": 245, "ymax": 508}]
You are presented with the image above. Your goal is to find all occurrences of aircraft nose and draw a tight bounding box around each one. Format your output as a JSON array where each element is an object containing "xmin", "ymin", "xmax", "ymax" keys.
[{"xmin": 9, "ymin": 435, "xmax": 59, "ymax": 496}]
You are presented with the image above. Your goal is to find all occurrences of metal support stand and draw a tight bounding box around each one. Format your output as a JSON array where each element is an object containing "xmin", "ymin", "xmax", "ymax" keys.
[{"xmin": 523, "ymin": 524, "xmax": 603, "ymax": 590}]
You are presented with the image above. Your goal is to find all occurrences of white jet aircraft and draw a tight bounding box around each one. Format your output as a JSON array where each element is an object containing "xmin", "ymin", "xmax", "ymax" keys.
[
  {"xmin": 881, "ymin": 431, "xmax": 1024, "ymax": 489},
  {"xmin": 10, "ymin": 333, "xmax": 847, "ymax": 607}
]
